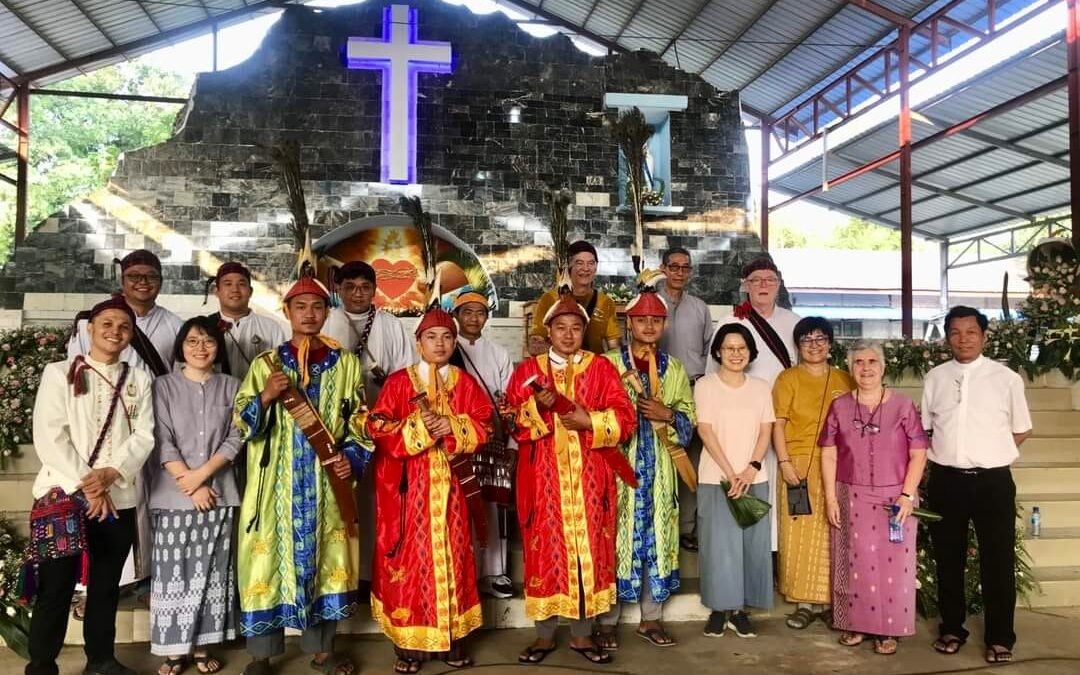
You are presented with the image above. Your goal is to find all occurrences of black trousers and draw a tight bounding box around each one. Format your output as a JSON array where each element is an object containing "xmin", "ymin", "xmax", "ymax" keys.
[
  {"xmin": 26, "ymin": 508, "xmax": 135, "ymax": 675},
  {"xmin": 926, "ymin": 464, "xmax": 1017, "ymax": 649}
]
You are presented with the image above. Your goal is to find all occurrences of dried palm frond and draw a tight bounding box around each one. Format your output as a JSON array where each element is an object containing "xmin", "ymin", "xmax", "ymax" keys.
[
  {"xmin": 611, "ymin": 107, "xmax": 653, "ymax": 274},
  {"xmin": 401, "ymin": 195, "xmax": 438, "ymax": 306},
  {"xmin": 268, "ymin": 140, "xmax": 309, "ymax": 252},
  {"xmin": 544, "ymin": 187, "xmax": 573, "ymax": 284}
]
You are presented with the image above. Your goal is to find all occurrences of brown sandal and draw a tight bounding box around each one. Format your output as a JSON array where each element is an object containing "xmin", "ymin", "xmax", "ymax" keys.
[{"xmin": 839, "ymin": 632, "xmax": 865, "ymax": 647}]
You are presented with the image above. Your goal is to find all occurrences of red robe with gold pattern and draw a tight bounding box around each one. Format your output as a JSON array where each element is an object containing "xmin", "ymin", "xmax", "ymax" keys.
[
  {"xmin": 367, "ymin": 363, "xmax": 492, "ymax": 653},
  {"xmin": 507, "ymin": 351, "xmax": 637, "ymax": 621}
]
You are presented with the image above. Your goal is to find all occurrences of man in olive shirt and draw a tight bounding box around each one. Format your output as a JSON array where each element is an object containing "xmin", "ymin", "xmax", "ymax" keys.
[{"xmin": 529, "ymin": 240, "xmax": 621, "ymax": 355}]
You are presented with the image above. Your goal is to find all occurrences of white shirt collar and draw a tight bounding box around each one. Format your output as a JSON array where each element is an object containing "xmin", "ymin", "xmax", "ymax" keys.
[
  {"xmin": 343, "ymin": 306, "xmax": 375, "ymax": 320},
  {"xmin": 548, "ymin": 348, "xmax": 584, "ymax": 368},
  {"xmin": 419, "ymin": 358, "xmax": 450, "ymax": 380},
  {"xmin": 458, "ymin": 334, "xmax": 484, "ymax": 347},
  {"xmin": 952, "ymin": 354, "xmax": 986, "ymax": 372}
]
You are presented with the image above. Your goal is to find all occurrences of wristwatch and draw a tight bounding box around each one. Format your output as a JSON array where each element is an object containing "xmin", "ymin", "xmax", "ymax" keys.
[{"xmin": 749, "ymin": 460, "xmax": 762, "ymax": 471}]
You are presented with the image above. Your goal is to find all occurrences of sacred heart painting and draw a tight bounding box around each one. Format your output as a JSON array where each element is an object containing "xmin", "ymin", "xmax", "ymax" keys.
[{"xmin": 313, "ymin": 215, "xmax": 497, "ymax": 316}]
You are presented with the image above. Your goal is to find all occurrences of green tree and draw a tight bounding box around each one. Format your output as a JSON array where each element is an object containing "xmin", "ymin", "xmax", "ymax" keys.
[
  {"xmin": 827, "ymin": 217, "xmax": 903, "ymax": 250},
  {"xmin": 0, "ymin": 62, "xmax": 191, "ymax": 262}
]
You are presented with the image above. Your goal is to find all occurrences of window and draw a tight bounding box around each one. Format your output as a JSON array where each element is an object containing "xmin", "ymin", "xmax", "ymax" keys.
[
  {"xmin": 830, "ymin": 320, "xmax": 863, "ymax": 339},
  {"xmin": 604, "ymin": 93, "xmax": 688, "ymax": 213}
]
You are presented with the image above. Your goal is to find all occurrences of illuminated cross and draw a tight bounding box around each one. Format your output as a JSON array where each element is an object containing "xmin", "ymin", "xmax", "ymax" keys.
[{"xmin": 346, "ymin": 5, "xmax": 453, "ymax": 184}]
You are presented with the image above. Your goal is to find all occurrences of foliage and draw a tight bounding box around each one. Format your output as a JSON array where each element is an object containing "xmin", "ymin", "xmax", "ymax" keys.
[
  {"xmin": 915, "ymin": 501, "xmax": 1038, "ymax": 619},
  {"xmin": 597, "ymin": 281, "xmax": 635, "ymax": 304},
  {"xmin": 0, "ymin": 326, "xmax": 70, "ymax": 468},
  {"xmin": 829, "ymin": 338, "xmax": 952, "ymax": 379},
  {"xmin": 543, "ymin": 187, "xmax": 573, "ymax": 284},
  {"xmin": 1019, "ymin": 250, "xmax": 1080, "ymax": 334},
  {"xmin": 610, "ymin": 107, "xmax": 652, "ymax": 273},
  {"xmin": 771, "ymin": 215, "xmax": 934, "ymax": 252},
  {"xmin": 0, "ymin": 62, "xmax": 189, "ymax": 263},
  {"xmin": 0, "ymin": 515, "xmax": 31, "ymax": 660},
  {"xmin": 984, "ymin": 318, "xmax": 1038, "ymax": 379}
]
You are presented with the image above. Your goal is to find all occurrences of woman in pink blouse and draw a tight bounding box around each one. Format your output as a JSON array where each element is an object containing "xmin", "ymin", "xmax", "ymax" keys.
[{"xmin": 819, "ymin": 340, "xmax": 928, "ymax": 656}]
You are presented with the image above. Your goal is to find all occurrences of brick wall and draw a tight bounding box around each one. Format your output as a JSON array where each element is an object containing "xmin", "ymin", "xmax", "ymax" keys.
[{"xmin": 0, "ymin": 0, "xmax": 763, "ymax": 312}]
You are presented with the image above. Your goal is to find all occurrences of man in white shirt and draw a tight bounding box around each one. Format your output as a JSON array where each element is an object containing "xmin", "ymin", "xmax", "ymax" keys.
[
  {"xmin": 28, "ymin": 295, "xmax": 156, "ymax": 675},
  {"xmin": 922, "ymin": 306, "xmax": 1032, "ymax": 664},
  {"xmin": 322, "ymin": 260, "xmax": 416, "ymax": 589},
  {"xmin": 206, "ymin": 261, "xmax": 287, "ymax": 381},
  {"xmin": 451, "ymin": 291, "xmax": 516, "ymax": 599},
  {"xmin": 707, "ymin": 257, "xmax": 799, "ymax": 551}
]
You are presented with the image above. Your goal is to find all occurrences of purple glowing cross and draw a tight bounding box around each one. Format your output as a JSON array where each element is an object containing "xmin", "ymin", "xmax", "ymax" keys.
[{"xmin": 346, "ymin": 4, "xmax": 452, "ymax": 184}]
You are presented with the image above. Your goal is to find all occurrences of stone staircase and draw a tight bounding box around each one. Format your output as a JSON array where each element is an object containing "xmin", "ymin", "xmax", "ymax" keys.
[{"xmin": 2, "ymin": 378, "xmax": 1078, "ymax": 645}]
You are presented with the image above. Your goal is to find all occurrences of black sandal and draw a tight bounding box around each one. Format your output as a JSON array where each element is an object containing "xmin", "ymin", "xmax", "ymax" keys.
[
  {"xmin": 569, "ymin": 645, "xmax": 612, "ymax": 664},
  {"xmin": 393, "ymin": 658, "xmax": 420, "ymax": 674},
  {"xmin": 933, "ymin": 635, "xmax": 965, "ymax": 655},
  {"xmin": 785, "ymin": 607, "xmax": 816, "ymax": 630},
  {"xmin": 159, "ymin": 657, "xmax": 187, "ymax": 675},
  {"xmin": 593, "ymin": 627, "xmax": 619, "ymax": 650},
  {"xmin": 636, "ymin": 626, "xmax": 676, "ymax": 647},
  {"xmin": 517, "ymin": 645, "xmax": 555, "ymax": 664},
  {"xmin": 193, "ymin": 655, "xmax": 223, "ymax": 674},
  {"xmin": 310, "ymin": 655, "xmax": 355, "ymax": 675},
  {"xmin": 679, "ymin": 533, "xmax": 699, "ymax": 552},
  {"xmin": 985, "ymin": 645, "xmax": 1013, "ymax": 664}
]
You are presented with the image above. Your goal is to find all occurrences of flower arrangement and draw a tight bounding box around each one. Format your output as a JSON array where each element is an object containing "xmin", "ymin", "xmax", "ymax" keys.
[
  {"xmin": 0, "ymin": 326, "xmax": 71, "ymax": 469},
  {"xmin": 598, "ymin": 281, "xmax": 636, "ymax": 305},
  {"xmin": 829, "ymin": 339, "xmax": 952, "ymax": 379},
  {"xmin": 640, "ymin": 186, "xmax": 664, "ymax": 207},
  {"xmin": 1019, "ymin": 253, "xmax": 1079, "ymax": 333},
  {"xmin": 985, "ymin": 318, "xmax": 1038, "ymax": 378},
  {"xmin": 0, "ymin": 515, "xmax": 31, "ymax": 659}
]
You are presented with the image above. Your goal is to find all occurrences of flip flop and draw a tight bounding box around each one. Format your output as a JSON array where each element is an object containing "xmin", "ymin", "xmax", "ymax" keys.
[
  {"xmin": 985, "ymin": 646, "xmax": 1013, "ymax": 664},
  {"xmin": 593, "ymin": 627, "xmax": 619, "ymax": 650},
  {"xmin": 393, "ymin": 658, "xmax": 420, "ymax": 674},
  {"xmin": 839, "ymin": 632, "xmax": 865, "ymax": 647},
  {"xmin": 933, "ymin": 635, "xmax": 965, "ymax": 655},
  {"xmin": 569, "ymin": 645, "xmax": 612, "ymax": 664},
  {"xmin": 517, "ymin": 645, "xmax": 556, "ymax": 664},
  {"xmin": 193, "ymin": 655, "xmax": 223, "ymax": 674},
  {"xmin": 309, "ymin": 655, "xmax": 355, "ymax": 675},
  {"xmin": 874, "ymin": 637, "xmax": 898, "ymax": 655},
  {"xmin": 158, "ymin": 657, "xmax": 187, "ymax": 675},
  {"xmin": 636, "ymin": 626, "xmax": 676, "ymax": 647}
]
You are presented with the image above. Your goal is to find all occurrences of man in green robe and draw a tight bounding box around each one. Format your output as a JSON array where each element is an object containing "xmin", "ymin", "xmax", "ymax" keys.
[
  {"xmin": 234, "ymin": 276, "xmax": 371, "ymax": 675},
  {"xmin": 597, "ymin": 274, "xmax": 696, "ymax": 649}
]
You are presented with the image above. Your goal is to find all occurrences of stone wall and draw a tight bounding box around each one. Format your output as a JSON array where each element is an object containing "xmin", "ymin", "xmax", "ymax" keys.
[{"xmin": 0, "ymin": 0, "xmax": 760, "ymax": 313}]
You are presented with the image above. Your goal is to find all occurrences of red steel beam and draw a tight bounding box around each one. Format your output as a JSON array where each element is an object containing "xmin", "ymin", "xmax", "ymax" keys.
[
  {"xmin": 1069, "ymin": 0, "xmax": 1080, "ymax": 250},
  {"xmin": 14, "ymin": 84, "xmax": 28, "ymax": 246},
  {"xmin": 899, "ymin": 24, "xmax": 914, "ymax": 338},
  {"xmin": 847, "ymin": 0, "xmax": 915, "ymax": 28}
]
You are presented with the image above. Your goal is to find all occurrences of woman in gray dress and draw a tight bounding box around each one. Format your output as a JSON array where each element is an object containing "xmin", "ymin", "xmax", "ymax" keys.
[{"xmin": 150, "ymin": 316, "xmax": 241, "ymax": 675}]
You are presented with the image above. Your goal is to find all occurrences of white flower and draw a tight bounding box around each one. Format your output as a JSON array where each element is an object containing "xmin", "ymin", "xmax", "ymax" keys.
[{"xmin": 5, "ymin": 605, "xmax": 14, "ymax": 617}]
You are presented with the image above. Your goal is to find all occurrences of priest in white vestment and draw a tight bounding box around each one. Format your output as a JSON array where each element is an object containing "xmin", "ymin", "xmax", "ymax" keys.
[
  {"xmin": 707, "ymin": 257, "xmax": 799, "ymax": 550},
  {"xmin": 205, "ymin": 261, "xmax": 287, "ymax": 381}
]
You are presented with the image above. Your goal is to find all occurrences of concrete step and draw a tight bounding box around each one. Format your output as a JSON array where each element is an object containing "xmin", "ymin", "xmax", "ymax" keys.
[
  {"xmin": 892, "ymin": 386, "xmax": 1075, "ymax": 411},
  {"xmin": 1013, "ymin": 467, "xmax": 1080, "ymax": 495},
  {"xmin": 0, "ymin": 472, "xmax": 34, "ymax": 513},
  {"xmin": 1030, "ymin": 411, "xmax": 1080, "ymax": 437},
  {"xmin": 1024, "ymin": 527, "xmax": 1080, "ymax": 568},
  {"xmin": 1029, "ymin": 566, "xmax": 1080, "ymax": 608},
  {"xmin": 1017, "ymin": 439, "xmax": 1080, "ymax": 466},
  {"xmin": 1018, "ymin": 494, "xmax": 1080, "ymax": 531}
]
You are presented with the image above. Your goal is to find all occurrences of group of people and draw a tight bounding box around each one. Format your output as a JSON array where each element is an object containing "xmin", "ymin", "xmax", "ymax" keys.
[{"xmin": 22, "ymin": 241, "xmax": 1032, "ymax": 675}]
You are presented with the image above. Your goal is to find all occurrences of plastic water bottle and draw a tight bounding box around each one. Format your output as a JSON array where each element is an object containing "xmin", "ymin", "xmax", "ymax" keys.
[
  {"xmin": 1031, "ymin": 506, "xmax": 1041, "ymax": 538},
  {"xmin": 888, "ymin": 504, "xmax": 904, "ymax": 544}
]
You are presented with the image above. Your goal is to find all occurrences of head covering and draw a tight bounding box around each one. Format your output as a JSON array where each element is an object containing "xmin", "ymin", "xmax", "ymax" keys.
[
  {"xmin": 89, "ymin": 293, "xmax": 136, "ymax": 326},
  {"xmin": 452, "ymin": 291, "xmax": 490, "ymax": 312},
  {"xmin": 415, "ymin": 308, "xmax": 457, "ymax": 339},
  {"xmin": 625, "ymin": 269, "xmax": 668, "ymax": 318},
  {"xmin": 204, "ymin": 261, "xmax": 252, "ymax": 304},
  {"xmin": 542, "ymin": 294, "xmax": 589, "ymax": 326},
  {"xmin": 116, "ymin": 249, "xmax": 162, "ymax": 272},
  {"xmin": 567, "ymin": 240, "xmax": 597, "ymax": 262},
  {"xmin": 334, "ymin": 261, "xmax": 377, "ymax": 286},
  {"xmin": 281, "ymin": 276, "xmax": 339, "ymax": 388},
  {"xmin": 283, "ymin": 276, "xmax": 331, "ymax": 304},
  {"xmin": 741, "ymin": 255, "xmax": 780, "ymax": 279}
]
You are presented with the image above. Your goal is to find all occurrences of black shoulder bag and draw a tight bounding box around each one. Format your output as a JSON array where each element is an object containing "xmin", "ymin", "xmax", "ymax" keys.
[{"xmin": 787, "ymin": 369, "xmax": 831, "ymax": 516}]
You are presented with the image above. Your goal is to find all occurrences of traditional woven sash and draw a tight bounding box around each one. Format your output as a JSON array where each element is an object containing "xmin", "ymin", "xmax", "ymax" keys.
[
  {"xmin": 742, "ymin": 304, "xmax": 792, "ymax": 370},
  {"xmin": 259, "ymin": 353, "xmax": 358, "ymax": 538}
]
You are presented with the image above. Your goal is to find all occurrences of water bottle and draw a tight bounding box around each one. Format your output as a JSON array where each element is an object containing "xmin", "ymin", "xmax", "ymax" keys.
[
  {"xmin": 888, "ymin": 504, "xmax": 904, "ymax": 544},
  {"xmin": 1031, "ymin": 506, "xmax": 1041, "ymax": 538}
]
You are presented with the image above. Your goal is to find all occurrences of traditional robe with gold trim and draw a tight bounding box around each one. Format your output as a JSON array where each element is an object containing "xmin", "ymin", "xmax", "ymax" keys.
[
  {"xmin": 507, "ymin": 351, "xmax": 636, "ymax": 621},
  {"xmin": 367, "ymin": 362, "xmax": 492, "ymax": 653}
]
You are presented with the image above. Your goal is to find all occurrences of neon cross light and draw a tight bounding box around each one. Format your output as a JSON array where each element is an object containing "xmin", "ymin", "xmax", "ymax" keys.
[{"xmin": 346, "ymin": 5, "xmax": 452, "ymax": 184}]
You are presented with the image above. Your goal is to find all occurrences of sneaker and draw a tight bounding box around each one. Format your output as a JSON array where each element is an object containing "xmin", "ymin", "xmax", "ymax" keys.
[
  {"xmin": 703, "ymin": 611, "xmax": 726, "ymax": 637},
  {"xmin": 479, "ymin": 575, "xmax": 514, "ymax": 599},
  {"xmin": 726, "ymin": 611, "xmax": 757, "ymax": 638}
]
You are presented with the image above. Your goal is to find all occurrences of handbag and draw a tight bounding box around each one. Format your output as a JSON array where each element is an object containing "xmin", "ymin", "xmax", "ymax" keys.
[
  {"xmin": 786, "ymin": 369, "xmax": 831, "ymax": 517},
  {"xmin": 20, "ymin": 362, "xmax": 130, "ymax": 600}
]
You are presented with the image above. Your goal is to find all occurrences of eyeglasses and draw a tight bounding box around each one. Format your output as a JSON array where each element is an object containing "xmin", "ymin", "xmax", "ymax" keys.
[
  {"xmin": 123, "ymin": 273, "xmax": 162, "ymax": 284},
  {"xmin": 340, "ymin": 282, "xmax": 374, "ymax": 295},
  {"xmin": 664, "ymin": 264, "xmax": 692, "ymax": 273},
  {"xmin": 745, "ymin": 276, "xmax": 779, "ymax": 287},
  {"xmin": 183, "ymin": 338, "xmax": 217, "ymax": 349},
  {"xmin": 721, "ymin": 346, "xmax": 748, "ymax": 354},
  {"xmin": 798, "ymin": 336, "xmax": 830, "ymax": 346},
  {"xmin": 852, "ymin": 388, "xmax": 886, "ymax": 437},
  {"xmin": 852, "ymin": 420, "xmax": 881, "ymax": 436}
]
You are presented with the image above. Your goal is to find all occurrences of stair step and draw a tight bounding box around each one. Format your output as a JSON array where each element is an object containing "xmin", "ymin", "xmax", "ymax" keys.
[
  {"xmin": 0, "ymin": 473, "xmax": 33, "ymax": 512},
  {"xmin": 1017, "ymin": 439, "xmax": 1080, "ymax": 465},
  {"xmin": 1013, "ymin": 467, "xmax": 1080, "ymax": 495},
  {"xmin": 1024, "ymin": 528, "xmax": 1080, "ymax": 567},
  {"xmin": 1018, "ymin": 495, "xmax": 1080, "ymax": 530},
  {"xmin": 1030, "ymin": 411, "xmax": 1080, "ymax": 437},
  {"xmin": 1028, "ymin": 567, "xmax": 1080, "ymax": 608}
]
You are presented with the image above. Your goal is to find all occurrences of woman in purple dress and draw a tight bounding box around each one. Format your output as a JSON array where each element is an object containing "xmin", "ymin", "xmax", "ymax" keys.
[{"xmin": 819, "ymin": 340, "xmax": 928, "ymax": 656}]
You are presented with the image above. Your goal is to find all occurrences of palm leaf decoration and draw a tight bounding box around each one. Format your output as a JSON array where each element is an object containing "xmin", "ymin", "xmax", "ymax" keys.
[
  {"xmin": 544, "ymin": 187, "xmax": 573, "ymax": 285},
  {"xmin": 612, "ymin": 107, "xmax": 653, "ymax": 274},
  {"xmin": 401, "ymin": 195, "xmax": 439, "ymax": 306},
  {"xmin": 268, "ymin": 139, "xmax": 309, "ymax": 252}
]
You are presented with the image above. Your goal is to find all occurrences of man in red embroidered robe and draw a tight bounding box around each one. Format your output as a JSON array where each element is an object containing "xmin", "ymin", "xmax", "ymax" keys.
[
  {"xmin": 367, "ymin": 306, "xmax": 492, "ymax": 674},
  {"xmin": 508, "ymin": 293, "xmax": 637, "ymax": 666}
]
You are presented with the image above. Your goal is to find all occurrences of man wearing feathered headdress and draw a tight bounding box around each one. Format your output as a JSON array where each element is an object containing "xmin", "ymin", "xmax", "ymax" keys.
[
  {"xmin": 366, "ymin": 234, "xmax": 494, "ymax": 672},
  {"xmin": 595, "ymin": 270, "xmax": 697, "ymax": 650},
  {"xmin": 233, "ymin": 272, "xmax": 372, "ymax": 675},
  {"xmin": 507, "ymin": 284, "xmax": 637, "ymax": 666}
]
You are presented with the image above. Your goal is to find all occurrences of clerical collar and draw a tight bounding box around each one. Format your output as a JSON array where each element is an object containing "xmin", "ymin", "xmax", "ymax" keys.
[
  {"xmin": 344, "ymin": 307, "xmax": 375, "ymax": 320},
  {"xmin": 548, "ymin": 349, "xmax": 584, "ymax": 368},
  {"xmin": 220, "ymin": 309, "xmax": 251, "ymax": 322},
  {"xmin": 952, "ymin": 354, "xmax": 985, "ymax": 371},
  {"xmin": 457, "ymin": 334, "xmax": 483, "ymax": 347}
]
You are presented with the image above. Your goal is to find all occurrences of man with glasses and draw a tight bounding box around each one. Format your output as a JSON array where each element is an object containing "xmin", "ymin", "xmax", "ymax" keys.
[
  {"xmin": 656, "ymin": 247, "xmax": 713, "ymax": 552},
  {"xmin": 529, "ymin": 240, "xmax": 621, "ymax": 356},
  {"xmin": 707, "ymin": 256, "xmax": 800, "ymax": 552},
  {"xmin": 921, "ymin": 306, "xmax": 1031, "ymax": 665}
]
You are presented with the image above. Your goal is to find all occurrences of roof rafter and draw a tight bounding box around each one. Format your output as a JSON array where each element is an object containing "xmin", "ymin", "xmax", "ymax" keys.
[
  {"xmin": 919, "ymin": 113, "xmax": 1070, "ymax": 169},
  {"xmin": 693, "ymin": 0, "xmax": 779, "ymax": 76},
  {"xmin": 0, "ymin": 0, "xmax": 74, "ymax": 61},
  {"xmin": 612, "ymin": 0, "xmax": 649, "ymax": 43},
  {"xmin": 657, "ymin": 0, "xmax": 715, "ymax": 61},
  {"xmin": 69, "ymin": 0, "xmax": 118, "ymax": 47}
]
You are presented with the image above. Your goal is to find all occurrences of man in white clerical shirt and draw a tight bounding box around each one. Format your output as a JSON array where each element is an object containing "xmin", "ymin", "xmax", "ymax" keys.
[
  {"xmin": 451, "ymin": 291, "xmax": 517, "ymax": 600},
  {"xmin": 707, "ymin": 257, "xmax": 800, "ymax": 552},
  {"xmin": 206, "ymin": 261, "xmax": 287, "ymax": 381},
  {"xmin": 322, "ymin": 259, "xmax": 417, "ymax": 590},
  {"xmin": 66, "ymin": 249, "xmax": 183, "ymax": 608}
]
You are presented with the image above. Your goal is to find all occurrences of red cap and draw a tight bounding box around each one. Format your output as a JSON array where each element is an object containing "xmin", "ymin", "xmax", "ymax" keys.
[
  {"xmin": 624, "ymin": 290, "xmax": 668, "ymax": 318},
  {"xmin": 283, "ymin": 276, "xmax": 331, "ymax": 304},
  {"xmin": 89, "ymin": 293, "xmax": 136, "ymax": 325},
  {"xmin": 415, "ymin": 307, "xmax": 457, "ymax": 338},
  {"xmin": 542, "ymin": 294, "xmax": 589, "ymax": 326}
]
